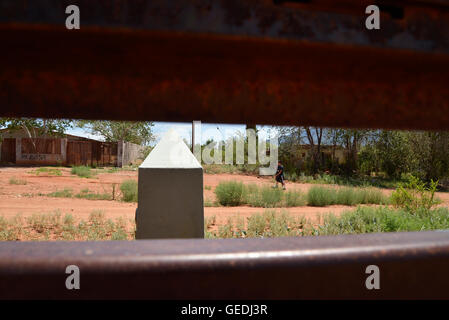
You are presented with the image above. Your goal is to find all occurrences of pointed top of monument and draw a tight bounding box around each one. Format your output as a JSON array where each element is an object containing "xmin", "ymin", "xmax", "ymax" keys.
[{"xmin": 140, "ymin": 128, "xmax": 202, "ymax": 169}]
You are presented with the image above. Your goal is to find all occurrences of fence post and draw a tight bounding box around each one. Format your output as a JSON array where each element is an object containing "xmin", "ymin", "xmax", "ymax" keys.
[
  {"xmin": 61, "ymin": 138, "xmax": 67, "ymax": 165},
  {"xmin": 117, "ymin": 140, "xmax": 124, "ymax": 168},
  {"xmin": 135, "ymin": 129, "xmax": 204, "ymax": 239},
  {"xmin": 15, "ymin": 138, "xmax": 21, "ymax": 163}
]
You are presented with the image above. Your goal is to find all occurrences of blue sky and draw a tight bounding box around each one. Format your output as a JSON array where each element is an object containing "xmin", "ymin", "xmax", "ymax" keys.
[{"xmin": 67, "ymin": 122, "xmax": 275, "ymax": 146}]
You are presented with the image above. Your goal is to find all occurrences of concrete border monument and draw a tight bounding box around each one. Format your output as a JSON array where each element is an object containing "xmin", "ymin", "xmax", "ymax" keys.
[{"xmin": 135, "ymin": 129, "xmax": 204, "ymax": 239}]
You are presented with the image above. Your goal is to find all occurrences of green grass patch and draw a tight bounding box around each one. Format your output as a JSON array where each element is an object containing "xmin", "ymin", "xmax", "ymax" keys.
[
  {"xmin": 71, "ymin": 166, "xmax": 95, "ymax": 178},
  {"xmin": 215, "ymin": 181, "xmax": 307, "ymax": 207},
  {"xmin": 31, "ymin": 167, "xmax": 62, "ymax": 176},
  {"xmin": 9, "ymin": 177, "xmax": 27, "ymax": 185},
  {"xmin": 47, "ymin": 188, "xmax": 73, "ymax": 198},
  {"xmin": 0, "ymin": 211, "xmax": 134, "ymax": 241},
  {"xmin": 293, "ymin": 173, "xmax": 404, "ymax": 189},
  {"xmin": 204, "ymin": 198, "xmax": 219, "ymax": 207},
  {"xmin": 75, "ymin": 188, "xmax": 112, "ymax": 201},
  {"xmin": 244, "ymin": 185, "xmax": 283, "ymax": 208},
  {"xmin": 203, "ymin": 164, "xmax": 259, "ymax": 175},
  {"xmin": 205, "ymin": 210, "xmax": 307, "ymax": 239},
  {"xmin": 120, "ymin": 179, "xmax": 138, "ymax": 202},
  {"xmin": 307, "ymin": 186, "xmax": 387, "ymax": 207},
  {"xmin": 307, "ymin": 186, "xmax": 337, "ymax": 206},
  {"xmin": 314, "ymin": 206, "xmax": 449, "ymax": 235},
  {"xmin": 283, "ymin": 190, "xmax": 307, "ymax": 207},
  {"xmin": 214, "ymin": 181, "xmax": 245, "ymax": 206}
]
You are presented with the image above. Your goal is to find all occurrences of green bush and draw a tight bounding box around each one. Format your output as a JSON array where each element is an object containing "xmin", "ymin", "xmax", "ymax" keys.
[
  {"xmin": 33, "ymin": 167, "xmax": 62, "ymax": 176},
  {"xmin": 120, "ymin": 180, "xmax": 138, "ymax": 202},
  {"xmin": 214, "ymin": 181, "xmax": 245, "ymax": 206},
  {"xmin": 315, "ymin": 206, "xmax": 449, "ymax": 235},
  {"xmin": 75, "ymin": 189, "xmax": 112, "ymax": 201},
  {"xmin": 307, "ymin": 186, "xmax": 386, "ymax": 207},
  {"xmin": 47, "ymin": 188, "xmax": 73, "ymax": 198},
  {"xmin": 390, "ymin": 175, "xmax": 439, "ymax": 213},
  {"xmin": 246, "ymin": 211, "xmax": 302, "ymax": 238},
  {"xmin": 307, "ymin": 186, "xmax": 336, "ymax": 206},
  {"xmin": 244, "ymin": 186, "xmax": 283, "ymax": 208},
  {"xmin": 71, "ymin": 166, "xmax": 95, "ymax": 178},
  {"xmin": 218, "ymin": 218, "xmax": 235, "ymax": 238},
  {"xmin": 283, "ymin": 190, "xmax": 306, "ymax": 207},
  {"xmin": 358, "ymin": 188, "xmax": 387, "ymax": 204},
  {"xmin": 9, "ymin": 177, "xmax": 27, "ymax": 185}
]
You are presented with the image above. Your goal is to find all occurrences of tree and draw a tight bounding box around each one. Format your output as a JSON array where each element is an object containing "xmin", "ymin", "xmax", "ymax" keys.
[
  {"xmin": 339, "ymin": 129, "xmax": 370, "ymax": 174},
  {"xmin": 304, "ymin": 126, "xmax": 324, "ymax": 173},
  {"xmin": 76, "ymin": 120, "xmax": 154, "ymax": 145},
  {"xmin": 375, "ymin": 130, "xmax": 414, "ymax": 179},
  {"xmin": 408, "ymin": 131, "xmax": 449, "ymax": 181},
  {"xmin": 0, "ymin": 118, "xmax": 72, "ymax": 153}
]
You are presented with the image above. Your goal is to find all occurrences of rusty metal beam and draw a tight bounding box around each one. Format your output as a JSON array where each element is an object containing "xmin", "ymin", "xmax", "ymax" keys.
[
  {"xmin": 1, "ymin": 231, "xmax": 449, "ymax": 299},
  {"xmin": 0, "ymin": 0, "xmax": 448, "ymax": 130}
]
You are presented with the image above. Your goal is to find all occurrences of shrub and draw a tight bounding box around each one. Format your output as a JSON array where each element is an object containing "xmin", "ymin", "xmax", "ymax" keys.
[
  {"xmin": 390, "ymin": 175, "xmax": 439, "ymax": 213},
  {"xmin": 47, "ymin": 188, "xmax": 73, "ymax": 198},
  {"xmin": 246, "ymin": 211, "xmax": 303, "ymax": 237},
  {"xmin": 335, "ymin": 187, "xmax": 357, "ymax": 206},
  {"xmin": 260, "ymin": 187, "xmax": 283, "ymax": 208},
  {"xmin": 357, "ymin": 188, "xmax": 386, "ymax": 204},
  {"xmin": 215, "ymin": 181, "xmax": 245, "ymax": 206},
  {"xmin": 71, "ymin": 166, "xmax": 95, "ymax": 178},
  {"xmin": 204, "ymin": 199, "xmax": 219, "ymax": 207},
  {"xmin": 283, "ymin": 190, "xmax": 306, "ymax": 207},
  {"xmin": 246, "ymin": 213, "xmax": 267, "ymax": 237},
  {"xmin": 307, "ymin": 186, "xmax": 336, "ymax": 206},
  {"xmin": 75, "ymin": 189, "xmax": 112, "ymax": 200},
  {"xmin": 0, "ymin": 211, "xmax": 135, "ymax": 241},
  {"xmin": 120, "ymin": 180, "xmax": 138, "ymax": 202},
  {"xmin": 307, "ymin": 186, "xmax": 386, "ymax": 207},
  {"xmin": 218, "ymin": 218, "xmax": 235, "ymax": 238},
  {"xmin": 33, "ymin": 167, "xmax": 62, "ymax": 176},
  {"xmin": 9, "ymin": 177, "xmax": 27, "ymax": 185},
  {"xmin": 314, "ymin": 206, "xmax": 449, "ymax": 235},
  {"xmin": 244, "ymin": 186, "xmax": 283, "ymax": 208}
]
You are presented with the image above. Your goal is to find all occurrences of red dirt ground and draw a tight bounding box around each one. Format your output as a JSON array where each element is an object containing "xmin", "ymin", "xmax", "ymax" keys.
[{"xmin": 1, "ymin": 167, "xmax": 448, "ymax": 227}]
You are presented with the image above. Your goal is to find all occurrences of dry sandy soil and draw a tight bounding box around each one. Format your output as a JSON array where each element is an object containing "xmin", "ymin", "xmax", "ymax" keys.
[{"xmin": 1, "ymin": 166, "xmax": 449, "ymax": 228}]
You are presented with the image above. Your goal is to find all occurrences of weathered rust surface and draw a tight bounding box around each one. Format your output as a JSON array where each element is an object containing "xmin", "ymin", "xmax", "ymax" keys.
[
  {"xmin": 1, "ymin": 0, "xmax": 449, "ymax": 53},
  {"xmin": 0, "ymin": 26, "xmax": 448, "ymax": 130},
  {"xmin": 0, "ymin": 0, "xmax": 448, "ymax": 130},
  {"xmin": 0, "ymin": 231, "xmax": 449, "ymax": 299}
]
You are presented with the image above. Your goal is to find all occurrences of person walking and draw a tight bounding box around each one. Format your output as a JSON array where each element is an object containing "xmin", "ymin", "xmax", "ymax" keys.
[{"xmin": 274, "ymin": 161, "xmax": 286, "ymax": 190}]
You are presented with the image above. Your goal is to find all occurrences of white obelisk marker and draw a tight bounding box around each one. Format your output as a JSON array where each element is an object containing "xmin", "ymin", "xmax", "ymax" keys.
[{"xmin": 135, "ymin": 129, "xmax": 204, "ymax": 239}]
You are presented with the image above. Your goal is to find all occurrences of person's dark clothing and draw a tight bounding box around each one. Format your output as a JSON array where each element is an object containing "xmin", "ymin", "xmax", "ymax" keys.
[{"xmin": 275, "ymin": 164, "xmax": 284, "ymax": 183}]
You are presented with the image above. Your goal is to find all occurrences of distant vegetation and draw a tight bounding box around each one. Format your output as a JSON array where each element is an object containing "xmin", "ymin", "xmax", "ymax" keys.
[
  {"xmin": 8, "ymin": 177, "xmax": 27, "ymax": 185},
  {"xmin": 71, "ymin": 166, "xmax": 95, "ymax": 178},
  {"xmin": 44, "ymin": 183, "xmax": 128, "ymax": 202},
  {"xmin": 214, "ymin": 181, "xmax": 386, "ymax": 208},
  {"xmin": 30, "ymin": 167, "xmax": 62, "ymax": 176},
  {"xmin": 306, "ymin": 186, "xmax": 387, "ymax": 206},
  {"xmin": 120, "ymin": 180, "xmax": 138, "ymax": 202},
  {"xmin": 1, "ymin": 176, "xmax": 447, "ymax": 241},
  {"xmin": 0, "ymin": 211, "xmax": 134, "ymax": 241}
]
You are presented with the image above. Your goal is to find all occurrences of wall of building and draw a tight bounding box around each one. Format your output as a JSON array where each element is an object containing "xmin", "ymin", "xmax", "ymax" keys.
[
  {"xmin": 1, "ymin": 130, "xmax": 120, "ymax": 167},
  {"xmin": 117, "ymin": 140, "xmax": 145, "ymax": 167}
]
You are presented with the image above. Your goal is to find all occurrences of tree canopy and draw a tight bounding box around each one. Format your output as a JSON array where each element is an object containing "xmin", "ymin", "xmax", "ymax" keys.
[{"xmin": 76, "ymin": 120, "xmax": 154, "ymax": 145}]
